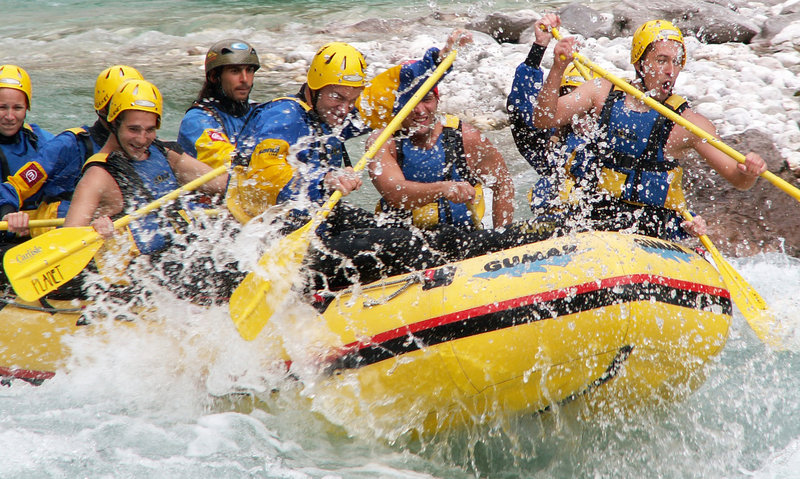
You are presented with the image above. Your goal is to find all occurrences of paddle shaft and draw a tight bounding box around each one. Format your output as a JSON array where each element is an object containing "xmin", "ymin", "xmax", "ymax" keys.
[
  {"xmin": 229, "ymin": 50, "xmax": 458, "ymax": 341},
  {"xmin": 557, "ymin": 43, "xmax": 800, "ymax": 203},
  {"xmin": 0, "ymin": 208, "xmax": 223, "ymax": 232},
  {"xmin": 0, "ymin": 218, "xmax": 64, "ymax": 230},
  {"xmin": 302, "ymin": 50, "xmax": 458, "ymax": 232}
]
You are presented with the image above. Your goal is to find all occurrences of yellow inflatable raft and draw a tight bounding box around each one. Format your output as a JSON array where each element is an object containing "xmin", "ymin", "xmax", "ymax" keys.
[
  {"xmin": 0, "ymin": 294, "xmax": 84, "ymax": 385},
  {"xmin": 308, "ymin": 231, "xmax": 732, "ymax": 435},
  {"xmin": 0, "ymin": 231, "xmax": 731, "ymax": 435}
]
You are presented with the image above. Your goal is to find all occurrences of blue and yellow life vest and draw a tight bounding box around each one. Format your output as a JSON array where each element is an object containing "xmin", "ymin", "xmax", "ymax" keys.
[
  {"xmin": 84, "ymin": 141, "xmax": 191, "ymax": 255},
  {"xmin": 583, "ymin": 88, "xmax": 689, "ymax": 211},
  {"xmin": 377, "ymin": 115, "xmax": 485, "ymax": 230},
  {"xmin": 227, "ymin": 93, "xmax": 356, "ymax": 223},
  {"xmin": 178, "ymin": 98, "xmax": 251, "ymax": 169}
]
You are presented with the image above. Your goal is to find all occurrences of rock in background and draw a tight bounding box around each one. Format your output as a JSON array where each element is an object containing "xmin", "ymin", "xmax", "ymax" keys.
[
  {"xmin": 466, "ymin": 0, "xmax": 800, "ymax": 257},
  {"xmin": 684, "ymin": 129, "xmax": 800, "ymax": 257}
]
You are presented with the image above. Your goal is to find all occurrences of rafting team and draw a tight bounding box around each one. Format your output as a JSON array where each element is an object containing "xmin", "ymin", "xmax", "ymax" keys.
[{"xmin": 0, "ymin": 14, "xmax": 769, "ymax": 302}]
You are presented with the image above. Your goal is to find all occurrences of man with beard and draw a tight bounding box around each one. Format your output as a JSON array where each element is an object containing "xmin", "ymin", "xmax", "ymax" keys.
[{"xmin": 178, "ymin": 39, "xmax": 260, "ymax": 175}]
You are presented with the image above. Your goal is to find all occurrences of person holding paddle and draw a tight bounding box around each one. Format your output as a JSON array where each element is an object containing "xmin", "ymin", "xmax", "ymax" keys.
[
  {"xmin": 0, "ymin": 65, "xmax": 55, "ymax": 239},
  {"xmin": 227, "ymin": 31, "xmax": 472, "ymax": 290},
  {"xmin": 532, "ymin": 19, "xmax": 767, "ymax": 241},
  {"xmin": 1, "ymin": 65, "xmax": 144, "ymax": 238},
  {"xmin": 508, "ymin": 14, "xmax": 602, "ymax": 231},
  {"xmin": 365, "ymin": 58, "xmax": 525, "ymax": 261},
  {"xmin": 63, "ymin": 79, "xmax": 236, "ymax": 301}
]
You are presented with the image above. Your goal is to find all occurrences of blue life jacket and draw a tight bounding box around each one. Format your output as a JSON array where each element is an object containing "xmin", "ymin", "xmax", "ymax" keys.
[
  {"xmin": 378, "ymin": 115, "xmax": 483, "ymax": 231},
  {"xmin": 84, "ymin": 141, "xmax": 192, "ymax": 254},
  {"xmin": 587, "ymin": 88, "xmax": 689, "ymax": 211}
]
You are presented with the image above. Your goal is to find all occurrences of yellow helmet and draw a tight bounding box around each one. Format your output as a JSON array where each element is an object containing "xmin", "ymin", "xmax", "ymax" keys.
[
  {"xmin": 0, "ymin": 65, "xmax": 32, "ymax": 110},
  {"xmin": 307, "ymin": 42, "xmax": 367, "ymax": 90},
  {"xmin": 107, "ymin": 79, "xmax": 163, "ymax": 128},
  {"xmin": 560, "ymin": 63, "xmax": 600, "ymax": 89},
  {"xmin": 631, "ymin": 20, "xmax": 686, "ymax": 66},
  {"xmin": 94, "ymin": 65, "xmax": 144, "ymax": 111}
]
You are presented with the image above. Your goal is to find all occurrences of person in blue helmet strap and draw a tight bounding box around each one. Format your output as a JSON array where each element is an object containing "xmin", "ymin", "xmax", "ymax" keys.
[{"xmin": 0, "ymin": 64, "xmax": 55, "ymax": 240}]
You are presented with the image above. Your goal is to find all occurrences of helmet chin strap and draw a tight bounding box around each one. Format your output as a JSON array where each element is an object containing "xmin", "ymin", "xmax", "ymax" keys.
[{"xmin": 302, "ymin": 84, "xmax": 324, "ymax": 122}]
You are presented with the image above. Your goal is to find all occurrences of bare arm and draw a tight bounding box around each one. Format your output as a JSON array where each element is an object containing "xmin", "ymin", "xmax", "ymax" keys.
[
  {"xmin": 462, "ymin": 123, "xmax": 514, "ymax": 227},
  {"xmin": 64, "ymin": 166, "xmax": 123, "ymax": 230},
  {"xmin": 667, "ymin": 108, "xmax": 766, "ymax": 190},
  {"xmin": 532, "ymin": 37, "xmax": 606, "ymax": 129},
  {"xmin": 368, "ymin": 130, "xmax": 476, "ymax": 209},
  {"xmin": 166, "ymin": 150, "xmax": 228, "ymax": 195}
]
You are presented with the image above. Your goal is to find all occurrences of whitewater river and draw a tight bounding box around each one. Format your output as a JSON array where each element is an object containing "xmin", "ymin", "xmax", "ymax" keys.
[{"xmin": 1, "ymin": 0, "xmax": 800, "ymax": 477}]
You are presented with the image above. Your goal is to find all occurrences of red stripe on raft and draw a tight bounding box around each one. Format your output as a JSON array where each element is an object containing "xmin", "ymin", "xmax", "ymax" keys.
[
  {"xmin": 0, "ymin": 366, "xmax": 56, "ymax": 381},
  {"xmin": 343, "ymin": 274, "xmax": 730, "ymax": 350}
]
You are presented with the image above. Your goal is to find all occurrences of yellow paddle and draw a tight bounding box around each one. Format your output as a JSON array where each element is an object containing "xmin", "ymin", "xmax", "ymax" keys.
[
  {"xmin": 680, "ymin": 211, "xmax": 786, "ymax": 349},
  {"xmin": 550, "ymin": 27, "xmax": 788, "ymax": 348},
  {"xmin": 549, "ymin": 26, "xmax": 800, "ymax": 203},
  {"xmin": 228, "ymin": 50, "xmax": 458, "ymax": 341},
  {"xmin": 0, "ymin": 218, "xmax": 65, "ymax": 230},
  {"xmin": 3, "ymin": 164, "xmax": 228, "ymax": 301}
]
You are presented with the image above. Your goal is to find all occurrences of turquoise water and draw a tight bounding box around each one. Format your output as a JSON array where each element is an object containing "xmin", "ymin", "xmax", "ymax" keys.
[{"xmin": 2, "ymin": 1, "xmax": 800, "ymax": 477}]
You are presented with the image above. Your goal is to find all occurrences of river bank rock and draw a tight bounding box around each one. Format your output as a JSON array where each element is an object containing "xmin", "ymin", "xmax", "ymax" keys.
[
  {"xmin": 470, "ymin": 0, "xmax": 790, "ymax": 45},
  {"xmin": 611, "ymin": 0, "xmax": 759, "ymax": 43},
  {"xmin": 465, "ymin": 11, "xmax": 540, "ymax": 44},
  {"xmin": 684, "ymin": 129, "xmax": 800, "ymax": 257}
]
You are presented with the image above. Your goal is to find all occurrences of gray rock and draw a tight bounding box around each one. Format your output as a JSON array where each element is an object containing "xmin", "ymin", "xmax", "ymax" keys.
[
  {"xmin": 466, "ymin": 11, "xmax": 539, "ymax": 44},
  {"xmin": 756, "ymin": 12, "xmax": 800, "ymax": 43},
  {"xmin": 684, "ymin": 129, "xmax": 800, "ymax": 257},
  {"xmin": 557, "ymin": 2, "xmax": 615, "ymax": 39},
  {"xmin": 612, "ymin": 0, "xmax": 759, "ymax": 44}
]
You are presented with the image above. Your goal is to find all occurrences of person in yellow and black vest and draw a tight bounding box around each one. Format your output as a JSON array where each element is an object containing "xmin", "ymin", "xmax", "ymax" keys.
[
  {"xmin": 178, "ymin": 39, "xmax": 260, "ymax": 179},
  {"xmin": 533, "ymin": 19, "xmax": 768, "ymax": 241},
  {"xmin": 64, "ymin": 79, "xmax": 236, "ymax": 303},
  {"xmin": 0, "ymin": 65, "xmax": 143, "ymax": 239},
  {"xmin": 228, "ymin": 31, "xmax": 474, "ymax": 291},
  {"xmin": 365, "ymin": 57, "xmax": 527, "ymax": 261},
  {"xmin": 0, "ymin": 65, "xmax": 55, "ymax": 241}
]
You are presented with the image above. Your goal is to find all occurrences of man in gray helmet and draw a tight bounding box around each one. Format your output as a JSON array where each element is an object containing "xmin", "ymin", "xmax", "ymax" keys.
[{"xmin": 178, "ymin": 39, "xmax": 260, "ymax": 172}]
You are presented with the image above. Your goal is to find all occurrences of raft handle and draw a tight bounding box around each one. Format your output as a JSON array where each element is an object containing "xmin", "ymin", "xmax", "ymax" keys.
[{"xmin": 363, "ymin": 274, "xmax": 423, "ymax": 307}]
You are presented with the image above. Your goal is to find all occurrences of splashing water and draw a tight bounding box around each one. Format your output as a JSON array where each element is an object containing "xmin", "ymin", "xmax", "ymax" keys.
[{"xmin": 2, "ymin": 0, "xmax": 800, "ymax": 477}]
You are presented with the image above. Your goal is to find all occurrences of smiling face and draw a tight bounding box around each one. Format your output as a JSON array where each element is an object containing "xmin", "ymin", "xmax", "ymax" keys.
[
  {"xmin": 0, "ymin": 87, "xmax": 27, "ymax": 137},
  {"xmin": 636, "ymin": 39, "xmax": 684, "ymax": 102},
  {"xmin": 116, "ymin": 109, "xmax": 158, "ymax": 160},
  {"xmin": 313, "ymin": 84, "xmax": 363, "ymax": 127},
  {"xmin": 402, "ymin": 91, "xmax": 439, "ymax": 137},
  {"xmin": 219, "ymin": 64, "xmax": 256, "ymax": 102}
]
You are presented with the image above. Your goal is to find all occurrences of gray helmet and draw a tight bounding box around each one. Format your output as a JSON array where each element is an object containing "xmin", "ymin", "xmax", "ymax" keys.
[{"xmin": 204, "ymin": 39, "xmax": 260, "ymax": 77}]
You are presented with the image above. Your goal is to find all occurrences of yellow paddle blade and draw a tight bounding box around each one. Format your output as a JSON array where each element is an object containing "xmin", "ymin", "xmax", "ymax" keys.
[
  {"xmin": 3, "ymin": 226, "xmax": 103, "ymax": 301},
  {"xmin": 679, "ymin": 210, "xmax": 785, "ymax": 348},
  {"xmin": 696, "ymin": 232, "xmax": 786, "ymax": 349},
  {"xmin": 229, "ymin": 222, "xmax": 312, "ymax": 340},
  {"xmin": 711, "ymin": 249, "xmax": 786, "ymax": 350}
]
